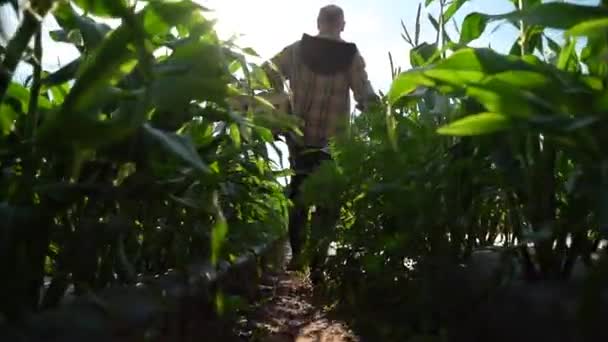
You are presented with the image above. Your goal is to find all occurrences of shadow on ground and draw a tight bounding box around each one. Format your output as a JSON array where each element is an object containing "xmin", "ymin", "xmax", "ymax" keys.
[{"xmin": 235, "ymin": 243, "xmax": 358, "ymax": 342}]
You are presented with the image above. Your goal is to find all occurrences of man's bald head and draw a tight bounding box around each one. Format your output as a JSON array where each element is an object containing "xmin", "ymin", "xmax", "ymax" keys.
[{"xmin": 317, "ymin": 5, "xmax": 345, "ymax": 34}]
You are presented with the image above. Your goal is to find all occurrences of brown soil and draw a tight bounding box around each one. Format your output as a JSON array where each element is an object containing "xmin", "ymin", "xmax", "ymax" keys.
[{"xmin": 236, "ymin": 247, "xmax": 358, "ymax": 342}]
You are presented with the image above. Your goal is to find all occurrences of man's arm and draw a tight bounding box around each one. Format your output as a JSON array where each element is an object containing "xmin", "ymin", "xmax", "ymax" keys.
[
  {"xmin": 262, "ymin": 44, "xmax": 295, "ymax": 92},
  {"xmin": 260, "ymin": 44, "xmax": 296, "ymax": 140},
  {"xmin": 348, "ymin": 52, "xmax": 378, "ymax": 111}
]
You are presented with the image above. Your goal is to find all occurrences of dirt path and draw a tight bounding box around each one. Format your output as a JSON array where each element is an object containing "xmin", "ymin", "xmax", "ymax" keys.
[{"xmin": 236, "ymin": 245, "xmax": 358, "ymax": 342}]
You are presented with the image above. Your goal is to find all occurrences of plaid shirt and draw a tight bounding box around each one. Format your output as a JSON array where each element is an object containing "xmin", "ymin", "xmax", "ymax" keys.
[{"xmin": 265, "ymin": 35, "xmax": 376, "ymax": 147}]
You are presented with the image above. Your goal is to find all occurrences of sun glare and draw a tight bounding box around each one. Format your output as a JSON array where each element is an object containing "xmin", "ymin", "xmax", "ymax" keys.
[{"xmin": 197, "ymin": 0, "xmax": 322, "ymax": 60}]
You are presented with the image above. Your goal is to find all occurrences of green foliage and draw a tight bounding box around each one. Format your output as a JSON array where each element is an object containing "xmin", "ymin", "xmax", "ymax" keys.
[
  {"xmin": 4, "ymin": 0, "xmax": 608, "ymax": 339},
  {"xmin": 300, "ymin": 0, "xmax": 608, "ymax": 340},
  {"xmin": 72, "ymin": 0, "xmax": 129, "ymax": 17},
  {"xmin": 460, "ymin": 2, "xmax": 608, "ymax": 44},
  {"xmin": 436, "ymin": 112, "xmax": 510, "ymax": 136},
  {"xmin": 0, "ymin": 0, "xmax": 290, "ymax": 334}
]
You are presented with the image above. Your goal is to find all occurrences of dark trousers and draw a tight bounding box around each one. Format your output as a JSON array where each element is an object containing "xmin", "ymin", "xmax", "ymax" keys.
[{"xmin": 288, "ymin": 146, "xmax": 338, "ymax": 269}]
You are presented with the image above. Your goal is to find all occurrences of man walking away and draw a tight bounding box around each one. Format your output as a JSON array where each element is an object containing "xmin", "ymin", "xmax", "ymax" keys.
[{"xmin": 264, "ymin": 5, "xmax": 377, "ymax": 280}]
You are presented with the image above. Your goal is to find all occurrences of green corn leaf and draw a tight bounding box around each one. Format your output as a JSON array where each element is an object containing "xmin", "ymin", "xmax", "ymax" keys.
[
  {"xmin": 567, "ymin": 18, "xmax": 608, "ymax": 37},
  {"xmin": 460, "ymin": 12, "xmax": 490, "ymax": 44},
  {"xmin": 0, "ymin": 104, "xmax": 18, "ymax": 136},
  {"xmin": 60, "ymin": 26, "xmax": 136, "ymax": 115},
  {"xmin": 242, "ymin": 47, "xmax": 260, "ymax": 57},
  {"xmin": 211, "ymin": 219, "xmax": 228, "ymax": 266},
  {"xmin": 415, "ymin": 4, "xmax": 422, "ymax": 46},
  {"xmin": 437, "ymin": 112, "xmax": 511, "ymax": 136},
  {"xmin": 42, "ymin": 58, "xmax": 81, "ymax": 86},
  {"xmin": 444, "ymin": 0, "xmax": 469, "ymax": 23},
  {"xmin": 72, "ymin": 0, "xmax": 129, "ymax": 18},
  {"xmin": 53, "ymin": 2, "xmax": 113, "ymax": 50},
  {"xmin": 557, "ymin": 38, "xmax": 578, "ymax": 71},
  {"xmin": 460, "ymin": 3, "xmax": 608, "ymax": 44},
  {"xmin": 511, "ymin": 3, "xmax": 608, "ymax": 30},
  {"xmin": 229, "ymin": 122, "xmax": 241, "ymax": 148},
  {"xmin": 210, "ymin": 191, "xmax": 228, "ymax": 266},
  {"xmin": 411, "ymin": 43, "xmax": 440, "ymax": 68},
  {"xmin": 428, "ymin": 14, "xmax": 440, "ymax": 33},
  {"xmin": 389, "ymin": 48, "xmax": 552, "ymax": 105},
  {"xmin": 143, "ymin": 123, "xmax": 211, "ymax": 173}
]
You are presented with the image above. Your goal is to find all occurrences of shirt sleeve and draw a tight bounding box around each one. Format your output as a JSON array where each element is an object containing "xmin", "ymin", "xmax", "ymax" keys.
[
  {"xmin": 348, "ymin": 52, "xmax": 377, "ymax": 108},
  {"xmin": 262, "ymin": 43, "xmax": 295, "ymax": 91}
]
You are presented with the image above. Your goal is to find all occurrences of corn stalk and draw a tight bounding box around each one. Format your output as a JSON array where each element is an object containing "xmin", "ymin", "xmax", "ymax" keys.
[{"xmin": 0, "ymin": 0, "xmax": 54, "ymax": 102}]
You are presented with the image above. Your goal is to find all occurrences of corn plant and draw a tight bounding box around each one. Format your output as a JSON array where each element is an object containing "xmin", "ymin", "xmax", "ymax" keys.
[
  {"xmin": 0, "ymin": 0, "xmax": 294, "ymax": 331},
  {"xmin": 301, "ymin": 0, "xmax": 608, "ymax": 340}
]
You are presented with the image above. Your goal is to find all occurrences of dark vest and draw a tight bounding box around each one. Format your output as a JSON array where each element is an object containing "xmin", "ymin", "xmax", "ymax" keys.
[{"xmin": 298, "ymin": 34, "xmax": 358, "ymax": 76}]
